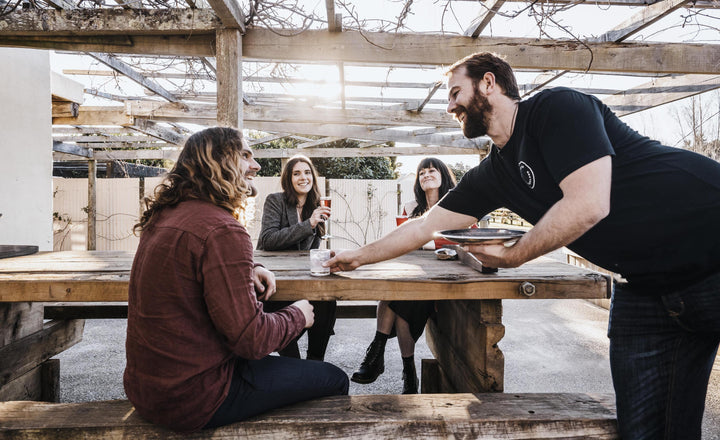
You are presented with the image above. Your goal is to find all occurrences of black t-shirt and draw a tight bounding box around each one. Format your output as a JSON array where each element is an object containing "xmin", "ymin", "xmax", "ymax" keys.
[{"xmin": 440, "ymin": 87, "xmax": 720, "ymax": 293}]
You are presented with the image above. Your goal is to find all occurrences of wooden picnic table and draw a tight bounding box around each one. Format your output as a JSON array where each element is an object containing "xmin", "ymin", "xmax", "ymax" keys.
[{"xmin": 0, "ymin": 249, "xmax": 610, "ymax": 399}]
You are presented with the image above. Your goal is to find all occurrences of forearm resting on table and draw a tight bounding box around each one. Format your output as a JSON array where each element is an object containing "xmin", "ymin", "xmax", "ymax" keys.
[{"xmin": 352, "ymin": 207, "xmax": 475, "ymax": 266}]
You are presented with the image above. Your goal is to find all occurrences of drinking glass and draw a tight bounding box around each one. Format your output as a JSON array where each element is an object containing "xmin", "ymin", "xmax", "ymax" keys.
[
  {"xmin": 309, "ymin": 249, "xmax": 331, "ymax": 276},
  {"xmin": 320, "ymin": 196, "xmax": 332, "ymax": 239}
]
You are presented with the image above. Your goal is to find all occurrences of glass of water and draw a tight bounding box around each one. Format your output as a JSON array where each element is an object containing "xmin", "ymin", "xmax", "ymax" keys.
[{"xmin": 309, "ymin": 249, "xmax": 331, "ymax": 276}]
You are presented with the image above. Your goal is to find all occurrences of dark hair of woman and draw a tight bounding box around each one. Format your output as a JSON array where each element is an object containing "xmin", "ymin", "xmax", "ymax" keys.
[
  {"xmin": 410, "ymin": 157, "xmax": 457, "ymax": 218},
  {"xmin": 280, "ymin": 154, "xmax": 325, "ymax": 236},
  {"xmin": 134, "ymin": 127, "xmax": 251, "ymax": 234}
]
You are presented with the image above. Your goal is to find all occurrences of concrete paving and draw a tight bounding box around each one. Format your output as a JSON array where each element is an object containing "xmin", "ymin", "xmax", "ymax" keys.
[{"xmin": 57, "ymin": 299, "xmax": 719, "ymax": 439}]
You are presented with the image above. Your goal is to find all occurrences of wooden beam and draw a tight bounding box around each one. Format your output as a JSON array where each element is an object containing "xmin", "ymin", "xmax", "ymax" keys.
[
  {"xmin": 0, "ymin": 34, "xmax": 215, "ymax": 57},
  {"xmin": 605, "ymin": 74, "xmax": 720, "ymax": 116},
  {"xmin": 131, "ymin": 118, "xmax": 187, "ymax": 145},
  {"xmin": 51, "ymin": 101, "xmax": 79, "ymax": 118},
  {"xmin": 414, "ymin": 81, "xmax": 443, "ymax": 112},
  {"xmin": 52, "ymin": 141, "xmax": 92, "ymax": 158},
  {"xmin": 0, "ymin": 319, "xmax": 84, "ymax": 388},
  {"xmin": 463, "ymin": 0, "xmax": 506, "ymax": 38},
  {"xmin": 452, "ymin": 0, "xmax": 716, "ymax": 6},
  {"xmin": 0, "ymin": 394, "xmax": 619, "ymax": 439},
  {"xmin": 325, "ymin": 0, "xmax": 340, "ymax": 32},
  {"xmin": 88, "ymin": 158, "xmax": 97, "ymax": 250},
  {"xmin": 523, "ymin": 0, "xmax": 693, "ymax": 95},
  {"xmin": 252, "ymin": 145, "xmax": 483, "ymax": 159},
  {"xmin": 248, "ymin": 122, "xmax": 488, "ymax": 149},
  {"xmin": 592, "ymin": 0, "xmax": 692, "ymax": 43},
  {"xmin": 87, "ymin": 52, "xmax": 178, "ymax": 102},
  {"xmin": 53, "ymin": 134, "xmax": 156, "ymax": 143},
  {"xmin": 0, "ymin": 8, "xmax": 221, "ymax": 35},
  {"xmin": 248, "ymin": 133, "xmax": 291, "ymax": 145},
  {"xmin": 127, "ymin": 101, "xmax": 460, "ymax": 128},
  {"xmin": 297, "ymin": 137, "xmax": 343, "ymax": 149},
  {"xmin": 206, "ymin": 0, "xmax": 246, "ymax": 31},
  {"xmin": 52, "ymin": 106, "xmax": 133, "ymax": 126},
  {"xmin": 1, "ymin": 27, "xmax": 718, "ymax": 74},
  {"xmin": 64, "ymin": 70, "xmax": 441, "ymax": 90},
  {"xmin": 84, "ymin": 88, "xmax": 141, "ymax": 103},
  {"xmin": 54, "ymin": 149, "xmax": 180, "ymax": 162},
  {"xmin": 215, "ymin": 29, "xmax": 243, "ymax": 129},
  {"xmin": 44, "ymin": 0, "xmax": 76, "ymax": 9},
  {"xmin": 56, "ymin": 144, "xmax": 484, "ymax": 161},
  {"xmin": 241, "ymin": 29, "xmax": 720, "ymax": 75}
]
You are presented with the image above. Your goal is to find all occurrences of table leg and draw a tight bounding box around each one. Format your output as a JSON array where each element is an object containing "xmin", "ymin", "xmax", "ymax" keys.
[
  {"xmin": 0, "ymin": 302, "xmax": 84, "ymax": 401},
  {"xmin": 424, "ymin": 299, "xmax": 504, "ymax": 393}
]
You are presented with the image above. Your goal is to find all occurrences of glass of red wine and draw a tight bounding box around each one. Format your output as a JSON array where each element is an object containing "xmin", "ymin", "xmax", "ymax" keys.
[{"xmin": 320, "ymin": 196, "xmax": 332, "ymax": 239}]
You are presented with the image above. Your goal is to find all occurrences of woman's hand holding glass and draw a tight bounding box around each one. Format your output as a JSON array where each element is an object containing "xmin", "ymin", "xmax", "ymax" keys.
[{"xmin": 309, "ymin": 205, "xmax": 331, "ymax": 229}]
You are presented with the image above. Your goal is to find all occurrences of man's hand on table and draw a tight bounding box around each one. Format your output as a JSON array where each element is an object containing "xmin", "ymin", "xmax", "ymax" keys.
[
  {"xmin": 325, "ymin": 249, "xmax": 363, "ymax": 273},
  {"xmin": 253, "ymin": 266, "xmax": 276, "ymax": 300}
]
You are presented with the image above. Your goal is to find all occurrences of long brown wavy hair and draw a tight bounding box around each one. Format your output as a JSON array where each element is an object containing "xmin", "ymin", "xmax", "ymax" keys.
[
  {"xmin": 280, "ymin": 154, "xmax": 325, "ymax": 236},
  {"xmin": 134, "ymin": 127, "xmax": 253, "ymax": 234}
]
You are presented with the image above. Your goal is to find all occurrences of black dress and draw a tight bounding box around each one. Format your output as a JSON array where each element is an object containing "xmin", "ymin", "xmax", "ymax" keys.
[{"xmin": 388, "ymin": 201, "xmax": 435, "ymax": 342}]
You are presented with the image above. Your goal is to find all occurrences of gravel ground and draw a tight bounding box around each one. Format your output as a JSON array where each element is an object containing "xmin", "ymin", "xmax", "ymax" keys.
[{"xmin": 57, "ymin": 299, "xmax": 719, "ymax": 439}]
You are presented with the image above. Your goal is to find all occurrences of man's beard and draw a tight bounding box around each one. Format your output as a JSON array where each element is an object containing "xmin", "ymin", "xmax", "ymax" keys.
[{"xmin": 458, "ymin": 92, "xmax": 492, "ymax": 139}]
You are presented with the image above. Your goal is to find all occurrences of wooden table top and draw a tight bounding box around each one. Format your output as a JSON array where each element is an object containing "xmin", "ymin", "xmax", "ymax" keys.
[{"xmin": 0, "ymin": 250, "xmax": 609, "ymax": 302}]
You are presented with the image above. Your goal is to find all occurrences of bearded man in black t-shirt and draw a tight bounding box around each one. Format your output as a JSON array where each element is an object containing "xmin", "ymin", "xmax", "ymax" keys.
[{"xmin": 328, "ymin": 52, "xmax": 720, "ymax": 439}]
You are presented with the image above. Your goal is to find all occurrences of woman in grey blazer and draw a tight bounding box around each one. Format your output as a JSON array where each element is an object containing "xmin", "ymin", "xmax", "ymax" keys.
[{"xmin": 257, "ymin": 155, "xmax": 337, "ymax": 361}]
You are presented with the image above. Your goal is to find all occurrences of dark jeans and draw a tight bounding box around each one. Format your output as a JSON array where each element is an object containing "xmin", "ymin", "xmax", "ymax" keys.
[
  {"xmin": 203, "ymin": 355, "xmax": 349, "ymax": 429},
  {"xmin": 608, "ymin": 271, "xmax": 720, "ymax": 439}
]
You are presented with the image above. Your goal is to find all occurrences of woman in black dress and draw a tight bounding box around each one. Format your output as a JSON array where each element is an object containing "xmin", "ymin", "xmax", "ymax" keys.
[{"xmin": 350, "ymin": 157, "xmax": 456, "ymax": 393}]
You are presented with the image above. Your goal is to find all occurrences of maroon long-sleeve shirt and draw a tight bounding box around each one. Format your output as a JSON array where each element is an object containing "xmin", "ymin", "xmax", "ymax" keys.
[{"xmin": 124, "ymin": 199, "xmax": 305, "ymax": 432}]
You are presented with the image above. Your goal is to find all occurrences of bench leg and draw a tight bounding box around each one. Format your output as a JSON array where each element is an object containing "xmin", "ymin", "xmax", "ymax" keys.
[{"xmin": 426, "ymin": 299, "xmax": 505, "ymax": 393}]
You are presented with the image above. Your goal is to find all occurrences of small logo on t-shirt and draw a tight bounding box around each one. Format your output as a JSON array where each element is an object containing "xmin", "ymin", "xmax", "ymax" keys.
[{"xmin": 518, "ymin": 161, "xmax": 535, "ymax": 189}]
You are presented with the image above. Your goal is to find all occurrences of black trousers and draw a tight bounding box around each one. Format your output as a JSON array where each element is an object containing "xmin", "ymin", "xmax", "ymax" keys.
[{"xmin": 263, "ymin": 300, "xmax": 337, "ymax": 361}]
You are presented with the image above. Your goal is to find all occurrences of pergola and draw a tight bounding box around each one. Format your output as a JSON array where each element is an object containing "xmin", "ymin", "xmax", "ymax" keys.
[{"xmin": 1, "ymin": 0, "xmax": 719, "ymax": 164}]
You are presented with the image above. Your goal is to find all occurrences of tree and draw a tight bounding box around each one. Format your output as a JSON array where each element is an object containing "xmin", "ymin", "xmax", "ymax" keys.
[
  {"xmin": 448, "ymin": 161, "xmax": 473, "ymax": 182},
  {"xmin": 672, "ymin": 93, "xmax": 720, "ymax": 162},
  {"xmin": 250, "ymin": 133, "xmax": 398, "ymax": 179}
]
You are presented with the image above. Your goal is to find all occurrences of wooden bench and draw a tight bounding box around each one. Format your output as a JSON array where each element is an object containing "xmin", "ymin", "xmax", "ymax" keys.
[{"xmin": 0, "ymin": 393, "xmax": 618, "ymax": 439}]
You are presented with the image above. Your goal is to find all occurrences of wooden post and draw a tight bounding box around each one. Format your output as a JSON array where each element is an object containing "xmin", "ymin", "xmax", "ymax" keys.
[
  {"xmin": 396, "ymin": 183, "xmax": 402, "ymax": 215},
  {"xmin": 0, "ymin": 303, "xmax": 59, "ymax": 401},
  {"xmin": 216, "ymin": 29, "xmax": 243, "ymax": 129},
  {"xmin": 87, "ymin": 157, "xmax": 96, "ymax": 251},
  {"xmin": 426, "ymin": 299, "xmax": 505, "ymax": 393},
  {"xmin": 40, "ymin": 359, "xmax": 60, "ymax": 402},
  {"xmin": 138, "ymin": 176, "xmax": 145, "ymax": 218}
]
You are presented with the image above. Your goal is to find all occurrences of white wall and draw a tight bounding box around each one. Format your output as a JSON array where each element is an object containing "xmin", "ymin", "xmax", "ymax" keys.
[{"xmin": 0, "ymin": 49, "xmax": 53, "ymax": 250}]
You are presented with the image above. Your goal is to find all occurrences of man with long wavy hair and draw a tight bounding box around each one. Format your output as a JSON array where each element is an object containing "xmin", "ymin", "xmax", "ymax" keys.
[{"xmin": 124, "ymin": 127, "xmax": 348, "ymax": 432}]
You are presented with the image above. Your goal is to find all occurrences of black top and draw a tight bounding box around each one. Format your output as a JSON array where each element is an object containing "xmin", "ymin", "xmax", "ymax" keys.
[{"xmin": 440, "ymin": 87, "xmax": 720, "ymax": 294}]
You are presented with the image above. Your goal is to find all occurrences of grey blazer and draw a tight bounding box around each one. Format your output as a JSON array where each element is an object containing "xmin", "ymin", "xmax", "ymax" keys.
[{"xmin": 256, "ymin": 192, "xmax": 321, "ymax": 251}]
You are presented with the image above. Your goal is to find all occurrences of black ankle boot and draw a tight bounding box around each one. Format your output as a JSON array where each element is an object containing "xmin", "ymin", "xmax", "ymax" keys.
[
  {"xmin": 402, "ymin": 358, "xmax": 418, "ymax": 394},
  {"xmin": 351, "ymin": 337, "xmax": 386, "ymax": 384}
]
